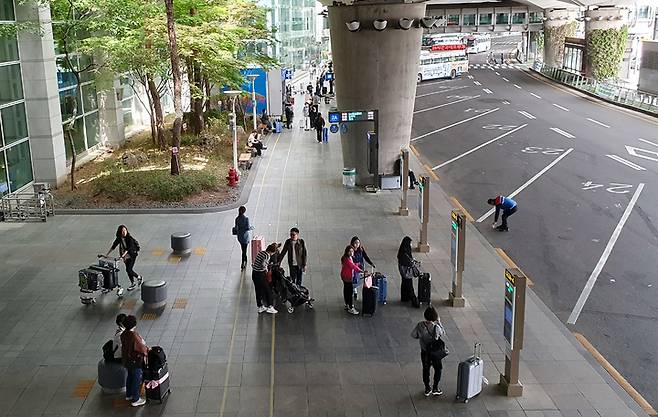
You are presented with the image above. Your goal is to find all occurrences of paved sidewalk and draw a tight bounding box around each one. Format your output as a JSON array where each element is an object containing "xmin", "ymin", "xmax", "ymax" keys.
[{"xmin": 0, "ymin": 94, "xmax": 648, "ymax": 417}]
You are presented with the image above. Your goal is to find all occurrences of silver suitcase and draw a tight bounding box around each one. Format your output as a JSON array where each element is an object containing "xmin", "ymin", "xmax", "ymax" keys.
[{"xmin": 456, "ymin": 343, "xmax": 484, "ymax": 403}]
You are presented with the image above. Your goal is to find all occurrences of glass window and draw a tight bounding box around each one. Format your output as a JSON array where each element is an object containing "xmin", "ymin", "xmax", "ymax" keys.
[
  {"xmin": 59, "ymin": 88, "xmax": 82, "ymax": 121},
  {"xmin": 0, "ymin": 151, "xmax": 8, "ymax": 195},
  {"xmin": 81, "ymin": 83, "xmax": 97, "ymax": 112},
  {"xmin": 6, "ymin": 141, "xmax": 33, "ymax": 192},
  {"xmin": 638, "ymin": 6, "xmax": 650, "ymax": 19},
  {"xmin": 463, "ymin": 14, "xmax": 476, "ymax": 26},
  {"xmin": 56, "ymin": 56, "xmax": 77, "ymax": 90},
  {"xmin": 0, "ymin": 34, "xmax": 19, "ymax": 62},
  {"xmin": 447, "ymin": 14, "xmax": 460, "ymax": 26},
  {"xmin": 1, "ymin": 102, "xmax": 27, "ymax": 145},
  {"xmin": 122, "ymin": 97, "xmax": 133, "ymax": 128},
  {"xmin": 529, "ymin": 12, "xmax": 543, "ymax": 23},
  {"xmin": 512, "ymin": 12, "xmax": 526, "ymax": 24},
  {"xmin": 63, "ymin": 117, "xmax": 85, "ymax": 158},
  {"xmin": 77, "ymin": 55, "xmax": 93, "ymax": 82},
  {"xmin": 0, "ymin": 63, "xmax": 23, "ymax": 104},
  {"xmin": 0, "ymin": 0, "xmax": 15, "ymax": 21},
  {"xmin": 85, "ymin": 112, "xmax": 99, "ymax": 147},
  {"xmin": 496, "ymin": 13, "xmax": 509, "ymax": 24},
  {"xmin": 479, "ymin": 13, "xmax": 492, "ymax": 25}
]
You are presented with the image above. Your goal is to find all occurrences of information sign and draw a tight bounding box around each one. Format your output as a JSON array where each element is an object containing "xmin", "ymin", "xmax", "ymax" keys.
[
  {"xmin": 504, "ymin": 270, "xmax": 516, "ymax": 350},
  {"xmin": 330, "ymin": 124, "xmax": 339, "ymax": 133}
]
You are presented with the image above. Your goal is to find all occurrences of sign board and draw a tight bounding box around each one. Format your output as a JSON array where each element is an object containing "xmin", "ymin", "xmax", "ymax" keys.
[
  {"xmin": 171, "ymin": 147, "xmax": 179, "ymax": 155},
  {"xmin": 418, "ymin": 180, "xmax": 424, "ymax": 223},
  {"xmin": 328, "ymin": 110, "xmax": 376, "ymax": 123},
  {"xmin": 504, "ymin": 269, "xmax": 516, "ymax": 350},
  {"xmin": 325, "ymin": 72, "xmax": 334, "ymax": 81},
  {"xmin": 240, "ymin": 67, "xmax": 267, "ymax": 115},
  {"xmin": 330, "ymin": 124, "xmax": 339, "ymax": 133}
]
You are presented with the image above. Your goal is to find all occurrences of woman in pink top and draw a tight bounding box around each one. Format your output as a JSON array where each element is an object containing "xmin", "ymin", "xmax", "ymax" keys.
[{"xmin": 341, "ymin": 246, "xmax": 364, "ymax": 315}]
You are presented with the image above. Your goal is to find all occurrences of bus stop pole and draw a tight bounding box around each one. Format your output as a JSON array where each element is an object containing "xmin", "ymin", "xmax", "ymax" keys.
[
  {"xmin": 399, "ymin": 149, "xmax": 409, "ymax": 216},
  {"xmin": 418, "ymin": 176, "xmax": 430, "ymax": 253}
]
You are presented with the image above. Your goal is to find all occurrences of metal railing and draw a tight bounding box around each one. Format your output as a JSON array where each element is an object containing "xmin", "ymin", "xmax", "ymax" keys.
[
  {"xmin": 532, "ymin": 62, "xmax": 658, "ymax": 115},
  {"xmin": 1, "ymin": 183, "xmax": 55, "ymax": 222}
]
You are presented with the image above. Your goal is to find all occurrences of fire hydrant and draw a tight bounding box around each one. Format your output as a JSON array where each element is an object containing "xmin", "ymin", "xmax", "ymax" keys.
[{"xmin": 226, "ymin": 168, "xmax": 239, "ymax": 187}]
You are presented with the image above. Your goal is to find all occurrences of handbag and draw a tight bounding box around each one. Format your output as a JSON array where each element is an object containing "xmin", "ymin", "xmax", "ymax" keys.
[
  {"xmin": 426, "ymin": 323, "xmax": 449, "ymax": 361},
  {"xmin": 231, "ymin": 226, "xmax": 237, "ymax": 236}
]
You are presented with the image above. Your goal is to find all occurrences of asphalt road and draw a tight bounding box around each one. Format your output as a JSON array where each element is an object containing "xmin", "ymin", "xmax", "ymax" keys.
[{"xmin": 411, "ymin": 56, "xmax": 658, "ymax": 407}]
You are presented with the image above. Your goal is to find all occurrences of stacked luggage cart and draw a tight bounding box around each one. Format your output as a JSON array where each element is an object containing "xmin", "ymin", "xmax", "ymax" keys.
[
  {"xmin": 1, "ymin": 183, "xmax": 55, "ymax": 222},
  {"xmin": 79, "ymin": 255, "xmax": 125, "ymax": 304}
]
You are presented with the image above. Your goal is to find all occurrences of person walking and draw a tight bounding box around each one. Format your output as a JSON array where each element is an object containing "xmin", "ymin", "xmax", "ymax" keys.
[
  {"xmin": 234, "ymin": 206, "xmax": 254, "ymax": 270},
  {"xmin": 350, "ymin": 236, "xmax": 375, "ymax": 300},
  {"xmin": 397, "ymin": 236, "xmax": 418, "ymax": 304},
  {"xmin": 284, "ymin": 105, "xmax": 294, "ymax": 129},
  {"xmin": 411, "ymin": 306, "xmax": 447, "ymax": 396},
  {"xmin": 121, "ymin": 315, "xmax": 148, "ymax": 407},
  {"xmin": 279, "ymin": 227, "xmax": 307, "ymax": 286},
  {"xmin": 306, "ymin": 83, "xmax": 313, "ymax": 95},
  {"xmin": 314, "ymin": 113, "xmax": 325, "ymax": 143},
  {"xmin": 341, "ymin": 246, "xmax": 364, "ymax": 315},
  {"xmin": 309, "ymin": 104, "xmax": 318, "ymax": 129},
  {"xmin": 487, "ymin": 195, "xmax": 517, "ymax": 231},
  {"xmin": 303, "ymin": 102, "xmax": 311, "ymax": 131},
  {"xmin": 252, "ymin": 243, "xmax": 278, "ymax": 314},
  {"xmin": 106, "ymin": 225, "xmax": 142, "ymax": 291}
]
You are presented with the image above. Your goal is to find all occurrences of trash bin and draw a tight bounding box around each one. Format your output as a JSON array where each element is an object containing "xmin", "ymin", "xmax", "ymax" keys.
[{"xmin": 342, "ymin": 168, "xmax": 356, "ymax": 187}]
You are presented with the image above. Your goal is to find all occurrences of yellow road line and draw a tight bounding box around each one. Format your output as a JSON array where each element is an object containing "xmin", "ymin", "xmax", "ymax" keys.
[
  {"xmin": 424, "ymin": 164, "xmax": 439, "ymax": 181},
  {"xmin": 495, "ymin": 248, "xmax": 534, "ymax": 287},
  {"xmin": 409, "ymin": 144, "xmax": 420, "ymax": 158},
  {"xmin": 573, "ymin": 332, "xmax": 658, "ymax": 416},
  {"xmin": 449, "ymin": 197, "xmax": 474, "ymax": 222}
]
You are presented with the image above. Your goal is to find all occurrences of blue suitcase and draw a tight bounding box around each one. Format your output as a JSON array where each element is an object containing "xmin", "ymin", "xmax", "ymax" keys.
[
  {"xmin": 322, "ymin": 127, "xmax": 328, "ymax": 143},
  {"xmin": 275, "ymin": 121, "xmax": 283, "ymax": 133},
  {"xmin": 374, "ymin": 272, "xmax": 387, "ymax": 304}
]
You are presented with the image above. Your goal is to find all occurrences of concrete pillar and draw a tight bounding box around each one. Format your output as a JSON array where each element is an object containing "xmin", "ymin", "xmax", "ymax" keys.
[
  {"xmin": 96, "ymin": 69, "xmax": 125, "ymax": 148},
  {"xmin": 328, "ymin": 2, "xmax": 426, "ymax": 185},
  {"xmin": 543, "ymin": 9, "xmax": 578, "ymax": 68},
  {"xmin": 584, "ymin": 7, "xmax": 629, "ymax": 79},
  {"xmin": 15, "ymin": 1, "xmax": 67, "ymax": 187}
]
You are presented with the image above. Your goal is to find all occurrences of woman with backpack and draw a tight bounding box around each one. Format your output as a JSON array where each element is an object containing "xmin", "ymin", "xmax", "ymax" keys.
[
  {"xmin": 120, "ymin": 315, "xmax": 148, "ymax": 406},
  {"xmin": 411, "ymin": 306, "xmax": 447, "ymax": 397},
  {"xmin": 106, "ymin": 225, "xmax": 142, "ymax": 291}
]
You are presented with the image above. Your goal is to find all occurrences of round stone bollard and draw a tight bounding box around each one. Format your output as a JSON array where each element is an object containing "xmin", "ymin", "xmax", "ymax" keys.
[
  {"xmin": 141, "ymin": 280, "xmax": 168, "ymax": 310},
  {"xmin": 98, "ymin": 359, "xmax": 127, "ymax": 394},
  {"xmin": 171, "ymin": 232, "xmax": 192, "ymax": 256}
]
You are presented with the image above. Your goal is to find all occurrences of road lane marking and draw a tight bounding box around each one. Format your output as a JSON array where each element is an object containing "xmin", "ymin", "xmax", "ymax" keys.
[
  {"xmin": 495, "ymin": 72, "xmax": 500, "ymax": 75},
  {"xmin": 552, "ymin": 103, "xmax": 570, "ymax": 112},
  {"xmin": 476, "ymin": 148, "xmax": 574, "ymax": 222},
  {"xmin": 415, "ymin": 85, "xmax": 468, "ymax": 98},
  {"xmin": 450, "ymin": 197, "xmax": 475, "ymax": 222},
  {"xmin": 530, "ymin": 93, "xmax": 541, "ymax": 99},
  {"xmin": 467, "ymin": 75, "xmax": 474, "ymax": 79},
  {"xmin": 495, "ymin": 248, "xmax": 534, "ymax": 287},
  {"xmin": 550, "ymin": 127, "xmax": 576, "ymax": 139},
  {"xmin": 502, "ymin": 77, "xmax": 509, "ymax": 82},
  {"xmin": 639, "ymin": 138, "xmax": 658, "ymax": 148},
  {"xmin": 411, "ymin": 108, "xmax": 500, "ymax": 142},
  {"xmin": 574, "ymin": 332, "xmax": 658, "ymax": 416},
  {"xmin": 606, "ymin": 154, "xmax": 647, "ymax": 171},
  {"xmin": 414, "ymin": 95, "xmax": 480, "ymax": 114},
  {"xmin": 586, "ymin": 118, "xmax": 610, "ymax": 128},
  {"xmin": 483, "ymin": 88, "xmax": 493, "ymax": 94},
  {"xmin": 474, "ymin": 81, "xmax": 482, "ymax": 86},
  {"xmin": 432, "ymin": 124, "xmax": 527, "ymax": 169},
  {"xmin": 518, "ymin": 111, "xmax": 536, "ymax": 119},
  {"xmin": 502, "ymin": 100, "xmax": 510, "ymax": 105},
  {"xmin": 417, "ymin": 79, "xmax": 451, "ymax": 87},
  {"xmin": 626, "ymin": 145, "xmax": 658, "ymax": 162},
  {"xmin": 513, "ymin": 84, "xmax": 522, "ymax": 89},
  {"xmin": 568, "ymin": 183, "xmax": 645, "ymax": 324}
]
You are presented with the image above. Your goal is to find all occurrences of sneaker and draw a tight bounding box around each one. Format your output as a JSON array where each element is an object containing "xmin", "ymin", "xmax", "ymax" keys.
[
  {"xmin": 131, "ymin": 398, "xmax": 146, "ymax": 407},
  {"xmin": 496, "ymin": 225, "xmax": 509, "ymax": 232},
  {"xmin": 266, "ymin": 306, "xmax": 278, "ymax": 314},
  {"xmin": 258, "ymin": 306, "xmax": 267, "ymax": 314},
  {"xmin": 137, "ymin": 276, "xmax": 143, "ymax": 285},
  {"xmin": 424, "ymin": 388, "xmax": 432, "ymax": 397},
  {"xmin": 432, "ymin": 389, "xmax": 443, "ymax": 396},
  {"xmin": 127, "ymin": 283, "xmax": 137, "ymax": 291},
  {"xmin": 347, "ymin": 307, "xmax": 359, "ymax": 315},
  {"xmin": 344, "ymin": 305, "xmax": 349, "ymax": 311}
]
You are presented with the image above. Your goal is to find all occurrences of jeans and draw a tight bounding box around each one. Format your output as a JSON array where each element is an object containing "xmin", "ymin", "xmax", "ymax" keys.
[
  {"xmin": 316, "ymin": 129, "xmax": 322, "ymax": 142},
  {"xmin": 343, "ymin": 280, "xmax": 354, "ymax": 308},
  {"xmin": 501, "ymin": 206, "xmax": 517, "ymax": 229},
  {"xmin": 252, "ymin": 270, "xmax": 273, "ymax": 308},
  {"xmin": 124, "ymin": 256, "xmax": 139, "ymax": 284},
  {"xmin": 290, "ymin": 266, "xmax": 303, "ymax": 286},
  {"xmin": 420, "ymin": 350, "xmax": 443, "ymax": 390},
  {"xmin": 126, "ymin": 366, "xmax": 143, "ymax": 402},
  {"xmin": 240, "ymin": 242, "xmax": 248, "ymax": 266}
]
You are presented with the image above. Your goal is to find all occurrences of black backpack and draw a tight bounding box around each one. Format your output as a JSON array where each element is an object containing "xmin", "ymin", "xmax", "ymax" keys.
[
  {"xmin": 102, "ymin": 339, "xmax": 116, "ymax": 362},
  {"xmin": 148, "ymin": 346, "xmax": 166, "ymax": 370}
]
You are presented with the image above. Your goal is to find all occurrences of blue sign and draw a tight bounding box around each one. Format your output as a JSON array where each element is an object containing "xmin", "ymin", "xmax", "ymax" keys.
[
  {"xmin": 325, "ymin": 72, "xmax": 334, "ymax": 81},
  {"xmin": 241, "ymin": 68, "xmax": 267, "ymax": 115},
  {"xmin": 328, "ymin": 112, "xmax": 341, "ymax": 123},
  {"xmin": 340, "ymin": 123, "xmax": 348, "ymax": 134},
  {"xmin": 330, "ymin": 124, "xmax": 339, "ymax": 133}
]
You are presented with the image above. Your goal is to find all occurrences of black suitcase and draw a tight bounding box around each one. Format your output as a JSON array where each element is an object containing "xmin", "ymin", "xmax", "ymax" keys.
[
  {"xmin": 361, "ymin": 286, "xmax": 377, "ymax": 316},
  {"xmin": 89, "ymin": 265, "xmax": 119, "ymax": 290},
  {"xmin": 79, "ymin": 269, "xmax": 102, "ymax": 291},
  {"xmin": 417, "ymin": 272, "xmax": 431, "ymax": 304},
  {"xmin": 144, "ymin": 362, "xmax": 171, "ymax": 403}
]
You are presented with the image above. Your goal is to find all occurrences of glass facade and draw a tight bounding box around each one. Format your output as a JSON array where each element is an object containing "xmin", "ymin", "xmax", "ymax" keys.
[
  {"xmin": 264, "ymin": 0, "xmax": 318, "ymax": 70},
  {"xmin": 120, "ymin": 76, "xmax": 135, "ymax": 131},
  {"xmin": 512, "ymin": 12, "xmax": 526, "ymax": 24},
  {"xmin": 0, "ymin": 0, "xmax": 33, "ymax": 195},
  {"xmin": 479, "ymin": 13, "xmax": 492, "ymax": 25},
  {"xmin": 463, "ymin": 14, "xmax": 476, "ymax": 26},
  {"xmin": 563, "ymin": 46, "xmax": 583, "ymax": 74},
  {"xmin": 447, "ymin": 14, "xmax": 460, "ymax": 26},
  {"xmin": 496, "ymin": 13, "xmax": 509, "ymax": 25}
]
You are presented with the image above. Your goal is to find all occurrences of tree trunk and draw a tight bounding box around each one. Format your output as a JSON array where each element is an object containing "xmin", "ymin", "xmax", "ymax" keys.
[
  {"xmin": 66, "ymin": 130, "xmax": 77, "ymax": 191},
  {"xmin": 145, "ymin": 80, "xmax": 156, "ymax": 146},
  {"xmin": 203, "ymin": 74, "xmax": 211, "ymax": 114},
  {"xmin": 165, "ymin": 0, "xmax": 182, "ymax": 175},
  {"xmin": 147, "ymin": 74, "xmax": 166, "ymax": 150},
  {"xmin": 191, "ymin": 64, "xmax": 204, "ymax": 135}
]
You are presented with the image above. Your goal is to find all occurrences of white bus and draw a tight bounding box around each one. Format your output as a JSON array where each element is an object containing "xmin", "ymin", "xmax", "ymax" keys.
[
  {"xmin": 422, "ymin": 34, "xmax": 465, "ymax": 50},
  {"xmin": 417, "ymin": 46, "xmax": 469, "ymax": 82},
  {"xmin": 466, "ymin": 34, "xmax": 491, "ymax": 54}
]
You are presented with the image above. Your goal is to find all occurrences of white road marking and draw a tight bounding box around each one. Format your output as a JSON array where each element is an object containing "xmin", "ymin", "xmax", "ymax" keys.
[
  {"xmin": 495, "ymin": 72, "xmax": 500, "ymax": 75},
  {"xmin": 474, "ymin": 81, "xmax": 482, "ymax": 86},
  {"xmin": 414, "ymin": 95, "xmax": 480, "ymax": 115},
  {"xmin": 483, "ymin": 88, "xmax": 493, "ymax": 94},
  {"xmin": 502, "ymin": 77, "xmax": 509, "ymax": 82},
  {"xmin": 518, "ymin": 111, "xmax": 536, "ymax": 119},
  {"xmin": 567, "ymin": 183, "xmax": 645, "ymax": 324},
  {"xmin": 586, "ymin": 118, "xmax": 610, "ymax": 128},
  {"xmin": 410, "ymin": 108, "xmax": 500, "ymax": 142},
  {"xmin": 502, "ymin": 100, "xmax": 511, "ymax": 105},
  {"xmin": 625, "ymin": 145, "xmax": 658, "ymax": 162},
  {"xmin": 550, "ymin": 127, "xmax": 576, "ymax": 139},
  {"xmin": 467, "ymin": 75, "xmax": 474, "ymax": 79},
  {"xmin": 415, "ymin": 85, "xmax": 468, "ymax": 98},
  {"xmin": 417, "ymin": 79, "xmax": 451, "ymax": 87},
  {"xmin": 605, "ymin": 154, "xmax": 647, "ymax": 171},
  {"xmin": 530, "ymin": 93, "xmax": 542, "ymax": 99},
  {"xmin": 513, "ymin": 84, "xmax": 522, "ymax": 89},
  {"xmin": 432, "ymin": 124, "xmax": 528, "ymax": 170},
  {"xmin": 552, "ymin": 103, "xmax": 570, "ymax": 112},
  {"xmin": 476, "ymin": 148, "xmax": 574, "ymax": 222},
  {"xmin": 638, "ymin": 138, "xmax": 658, "ymax": 148}
]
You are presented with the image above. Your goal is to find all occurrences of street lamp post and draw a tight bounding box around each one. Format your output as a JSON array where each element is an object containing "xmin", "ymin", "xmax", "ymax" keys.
[
  {"xmin": 224, "ymin": 90, "xmax": 242, "ymax": 173},
  {"xmin": 246, "ymin": 73, "xmax": 259, "ymax": 132}
]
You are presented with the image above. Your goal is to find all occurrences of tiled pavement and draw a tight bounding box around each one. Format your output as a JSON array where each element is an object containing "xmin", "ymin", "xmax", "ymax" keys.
[{"xmin": 0, "ymin": 82, "xmax": 648, "ymax": 417}]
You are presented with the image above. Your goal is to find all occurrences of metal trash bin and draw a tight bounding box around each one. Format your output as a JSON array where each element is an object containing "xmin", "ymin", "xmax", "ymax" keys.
[{"xmin": 342, "ymin": 168, "xmax": 356, "ymax": 187}]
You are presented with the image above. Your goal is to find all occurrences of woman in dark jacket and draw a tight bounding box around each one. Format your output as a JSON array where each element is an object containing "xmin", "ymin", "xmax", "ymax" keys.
[
  {"xmin": 411, "ymin": 306, "xmax": 446, "ymax": 396},
  {"xmin": 106, "ymin": 225, "xmax": 142, "ymax": 291},
  {"xmin": 397, "ymin": 236, "xmax": 417, "ymax": 303},
  {"xmin": 350, "ymin": 236, "xmax": 375, "ymax": 300},
  {"xmin": 234, "ymin": 206, "xmax": 254, "ymax": 270}
]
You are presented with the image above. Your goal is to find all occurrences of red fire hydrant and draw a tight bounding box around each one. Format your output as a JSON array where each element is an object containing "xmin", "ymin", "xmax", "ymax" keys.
[{"xmin": 227, "ymin": 168, "xmax": 239, "ymax": 187}]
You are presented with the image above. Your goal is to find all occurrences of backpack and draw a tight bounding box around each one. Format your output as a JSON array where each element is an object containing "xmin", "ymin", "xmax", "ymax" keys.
[
  {"xmin": 102, "ymin": 339, "xmax": 116, "ymax": 362},
  {"xmin": 132, "ymin": 238, "xmax": 140, "ymax": 253},
  {"xmin": 148, "ymin": 346, "xmax": 166, "ymax": 370}
]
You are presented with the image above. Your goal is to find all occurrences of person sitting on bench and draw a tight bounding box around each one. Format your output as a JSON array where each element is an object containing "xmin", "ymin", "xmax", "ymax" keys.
[{"xmin": 248, "ymin": 130, "xmax": 266, "ymax": 156}]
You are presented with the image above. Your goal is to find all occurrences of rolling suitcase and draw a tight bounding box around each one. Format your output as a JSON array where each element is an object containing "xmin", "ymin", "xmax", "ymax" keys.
[
  {"xmin": 361, "ymin": 276, "xmax": 377, "ymax": 316},
  {"xmin": 251, "ymin": 236, "xmax": 264, "ymax": 263},
  {"xmin": 89, "ymin": 265, "xmax": 119, "ymax": 290},
  {"xmin": 79, "ymin": 269, "xmax": 102, "ymax": 292},
  {"xmin": 144, "ymin": 362, "xmax": 171, "ymax": 403},
  {"xmin": 275, "ymin": 121, "xmax": 283, "ymax": 133},
  {"xmin": 456, "ymin": 343, "xmax": 484, "ymax": 403},
  {"xmin": 373, "ymin": 272, "xmax": 387, "ymax": 304},
  {"xmin": 417, "ymin": 272, "xmax": 431, "ymax": 304}
]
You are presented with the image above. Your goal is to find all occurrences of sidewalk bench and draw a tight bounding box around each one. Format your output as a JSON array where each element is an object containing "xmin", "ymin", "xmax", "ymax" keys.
[{"xmin": 239, "ymin": 153, "xmax": 253, "ymax": 170}]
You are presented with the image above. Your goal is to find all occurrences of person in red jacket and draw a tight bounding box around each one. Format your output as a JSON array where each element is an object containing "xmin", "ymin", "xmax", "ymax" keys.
[{"xmin": 341, "ymin": 245, "xmax": 366, "ymax": 315}]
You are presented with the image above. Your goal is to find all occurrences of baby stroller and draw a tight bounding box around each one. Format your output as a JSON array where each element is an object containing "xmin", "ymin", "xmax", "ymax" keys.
[{"xmin": 271, "ymin": 266, "xmax": 314, "ymax": 313}]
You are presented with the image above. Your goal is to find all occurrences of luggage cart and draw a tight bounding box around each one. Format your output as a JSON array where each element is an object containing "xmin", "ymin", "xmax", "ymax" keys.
[{"xmin": 79, "ymin": 256, "xmax": 125, "ymax": 304}]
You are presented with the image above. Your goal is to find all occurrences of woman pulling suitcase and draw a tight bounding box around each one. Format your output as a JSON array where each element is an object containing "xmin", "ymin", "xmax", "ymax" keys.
[{"xmin": 106, "ymin": 225, "xmax": 142, "ymax": 291}]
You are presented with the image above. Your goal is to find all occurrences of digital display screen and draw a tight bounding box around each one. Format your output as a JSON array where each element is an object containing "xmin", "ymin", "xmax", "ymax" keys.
[
  {"xmin": 328, "ymin": 111, "xmax": 376, "ymax": 124},
  {"xmin": 504, "ymin": 301, "xmax": 513, "ymax": 345}
]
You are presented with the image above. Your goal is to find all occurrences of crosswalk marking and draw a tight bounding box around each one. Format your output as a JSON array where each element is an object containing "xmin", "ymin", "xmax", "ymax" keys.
[{"xmin": 469, "ymin": 64, "xmax": 522, "ymax": 70}]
